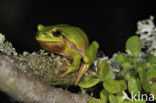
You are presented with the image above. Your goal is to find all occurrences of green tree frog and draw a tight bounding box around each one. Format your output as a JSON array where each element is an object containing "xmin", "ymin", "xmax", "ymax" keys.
[{"xmin": 36, "ymin": 24, "xmax": 99, "ymax": 85}]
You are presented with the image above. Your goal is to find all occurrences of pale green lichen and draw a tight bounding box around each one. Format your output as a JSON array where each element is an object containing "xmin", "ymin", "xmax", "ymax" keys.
[
  {"xmin": 0, "ymin": 33, "xmax": 5, "ymax": 43},
  {"xmin": 15, "ymin": 49, "xmax": 76, "ymax": 85},
  {"xmin": 0, "ymin": 33, "xmax": 17, "ymax": 56}
]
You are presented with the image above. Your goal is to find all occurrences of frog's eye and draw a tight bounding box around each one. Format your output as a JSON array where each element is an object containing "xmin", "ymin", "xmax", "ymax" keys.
[{"xmin": 52, "ymin": 30, "xmax": 61, "ymax": 37}]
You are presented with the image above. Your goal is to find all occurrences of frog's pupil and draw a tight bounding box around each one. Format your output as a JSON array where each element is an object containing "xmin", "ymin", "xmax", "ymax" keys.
[{"xmin": 52, "ymin": 30, "xmax": 61, "ymax": 37}]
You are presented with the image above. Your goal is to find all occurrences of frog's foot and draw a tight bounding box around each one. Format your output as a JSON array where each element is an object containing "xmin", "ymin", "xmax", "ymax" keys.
[
  {"xmin": 63, "ymin": 57, "xmax": 71, "ymax": 66},
  {"xmin": 60, "ymin": 66, "xmax": 74, "ymax": 78},
  {"xmin": 56, "ymin": 58, "xmax": 71, "ymax": 68},
  {"xmin": 56, "ymin": 64, "xmax": 64, "ymax": 68},
  {"xmin": 74, "ymin": 63, "xmax": 90, "ymax": 85},
  {"xmin": 60, "ymin": 69, "xmax": 70, "ymax": 78},
  {"xmin": 50, "ymin": 53, "xmax": 56, "ymax": 58}
]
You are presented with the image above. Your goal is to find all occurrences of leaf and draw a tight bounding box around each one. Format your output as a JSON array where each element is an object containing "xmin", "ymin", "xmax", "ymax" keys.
[
  {"xmin": 100, "ymin": 89, "xmax": 108, "ymax": 103},
  {"xmin": 147, "ymin": 54, "xmax": 156, "ymax": 64},
  {"xmin": 136, "ymin": 62, "xmax": 150, "ymax": 92},
  {"xmin": 147, "ymin": 64, "xmax": 156, "ymax": 81},
  {"xmin": 103, "ymin": 78, "xmax": 121, "ymax": 94},
  {"xmin": 115, "ymin": 53, "xmax": 133, "ymax": 68},
  {"xmin": 126, "ymin": 36, "xmax": 141, "ymax": 57},
  {"xmin": 78, "ymin": 77, "xmax": 100, "ymax": 88},
  {"xmin": 121, "ymin": 61, "xmax": 132, "ymax": 68},
  {"xmin": 150, "ymin": 82, "xmax": 156, "ymax": 100},
  {"xmin": 115, "ymin": 92, "xmax": 127, "ymax": 103},
  {"xmin": 115, "ymin": 53, "xmax": 125, "ymax": 63},
  {"xmin": 87, "ymin": 98, "xmax": 104, "ymax": 103},
  {"xmin": 98, "ymin": 61, "xmax": 110, "ymax": 81},
  {"xmin": 109, "ymin": 94, "xmax": 117, "ymax": 103},
  {"xmin": 109, "ymin": 94, "xmax": 126, "ymax": 103},
  {"xmin": 119, "ymin": 80, "xmax": 127, "ymax": 91},
  {"xmin": 138, "ymin": 69, "xmax": 150, "ymax": 92},
  {"xmin": 117, "ymin": 66, "xmax": 136, "ymax": 77},
  {"xmin": 137, "ymin": 62, "xmax": 147, "ymax": 71},
  {"xmin": 128, "ymin": 76, "xmax": 141, "ymax": 95},
  {"xmin": 123, "ymin": 70, "xmax": 136, "ymax": 80}
]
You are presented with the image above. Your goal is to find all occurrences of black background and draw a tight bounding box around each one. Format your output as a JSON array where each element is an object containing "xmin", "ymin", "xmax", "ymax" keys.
[{"xmin": 0, "ymin": 0, "xmax": 156, "ymax": 103}]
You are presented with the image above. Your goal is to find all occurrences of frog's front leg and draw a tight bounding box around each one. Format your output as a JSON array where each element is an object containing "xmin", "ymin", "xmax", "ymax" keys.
[
  {"xmin": 60, "ymin": 49, "xmax": 81, "ymax": 78},
  {"xmin": 74, "ymin": 41, "xmax": 99, "ymax": 85}
]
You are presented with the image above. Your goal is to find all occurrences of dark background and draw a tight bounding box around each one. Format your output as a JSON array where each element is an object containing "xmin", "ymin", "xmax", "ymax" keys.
[{"xmin": 0, "ymin": 0, "xmax": 156, "ymax": 103}]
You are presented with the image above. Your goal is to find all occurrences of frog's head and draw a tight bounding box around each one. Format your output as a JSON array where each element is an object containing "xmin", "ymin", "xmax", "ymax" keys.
[
  {"xmin": 36, "ymin": 24, "xmax": 65, "ymax": 42},
  {"xmin": 36, "ymin": 24, "xmax": 65, "ymax": 53}
]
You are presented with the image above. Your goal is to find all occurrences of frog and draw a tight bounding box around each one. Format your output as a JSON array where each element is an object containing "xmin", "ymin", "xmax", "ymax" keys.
[{"xmin": 36, "ymin": 24, "xmax": 99, "ymax": 85}]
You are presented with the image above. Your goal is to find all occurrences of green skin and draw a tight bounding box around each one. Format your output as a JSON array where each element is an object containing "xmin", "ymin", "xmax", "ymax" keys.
[{"xmin": 36, "ymin": 24, "xmax": 99, "ymax": 85}]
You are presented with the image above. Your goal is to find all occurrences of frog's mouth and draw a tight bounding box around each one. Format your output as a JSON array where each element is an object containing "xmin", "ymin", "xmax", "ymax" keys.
[{"xmin": 37, "ymin": 40, "xmax": 65, "ymax": 53}]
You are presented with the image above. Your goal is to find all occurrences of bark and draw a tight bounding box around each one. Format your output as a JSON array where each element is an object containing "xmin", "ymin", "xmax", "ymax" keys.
[{"xmin": 0, "ymin": 54, "xmax": 90, "ymax": 103}]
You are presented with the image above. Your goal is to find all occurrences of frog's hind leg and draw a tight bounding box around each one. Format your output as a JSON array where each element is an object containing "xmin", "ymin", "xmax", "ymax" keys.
[
  {"xmin": 60, "ymin": 49, "xmax": 81, "ymax": 78},
  {"xmin": 74, "ymin": 41, "xmax": 99, "ymax": 85},
  {"xmin": 74, "ymin": 63, "xmax": 90, "ymax": 85}
]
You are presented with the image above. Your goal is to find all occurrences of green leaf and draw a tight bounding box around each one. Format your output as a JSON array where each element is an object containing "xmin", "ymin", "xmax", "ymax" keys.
[
  {"xmin": 87, "ymin": 98, "xmax": 104, "ymax": 103},
  {"xmin": 138, "ymin": 69, "xmax": 150, "ymax": 92},
  {"xmin": 119, "ymin": 80, "xmax": 127, "ymax": 91},
  {"xmin": 136, "ymin": 62, "xmax": 150, "ymax": 92},
  {"xmin": 78, "ymin": 77, "xmax": 100, "ymax": 88},
  {"xmin": 147, "ymin": 64, "xmax": 156, "ymax": 81},
  {"xmin": 103, "ymin": 78, "xmax": 121, "ymax": 94},
  {"xmin": 109, "ymin": 94, "xmax": 117, "ymax": 103},
  {"xmin": 115, "ymin": 53, "xmax": 126, "ymax": 63},
  {"xmin": 121, "ymin": 61, "xmax": 132, "ymax": 68},
  {"xmin": 115, "ymin": 53, "xmax": 131, "ymax": 68},
  {"xmin": 150, "ymin": 82, "xmax": 156, "ymax": 100},
  {"xmin": 98, "ymin": 61, "xmax": 110, "ymax": 81},
  {"xmin": 115, "ymin": 53, "xmax": 134, "ymax": 68},
  {"xmin": 128, "ymin": 76, "xmax": 141, "ymax": 95},
  {"xmin": 126, "ymin": 36, "xmax": 141, "ymax": 57},
  {"xmin": 109, "ymin": 94, "xmax": 126, "ymax": 103},
  {"xmin": 123, "ymin": 71, "xmax": 136, "ymax": 80},
  {"xmin": 116, "ymin": 92, "xmax": 127, "ymax": 103},
  {"xmin": 117, "ymin": 66, "xmax": 136, "ymax": 77},
  {"xmin": 147, "ymin": 54, "xmax": 156, "ymax": 64},
  {"xmin": 137, "ymin": 62, "xmax": 147, "ymax": 71},
  {"xmin": 100, "ymin": 89, "xmax": 108, "ymax": 103}
]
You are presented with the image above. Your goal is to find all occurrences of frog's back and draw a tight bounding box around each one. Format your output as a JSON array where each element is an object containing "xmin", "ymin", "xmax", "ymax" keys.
[{"xmin": 53, "ymin": 24, "xmax": 89, "ymax": 51}]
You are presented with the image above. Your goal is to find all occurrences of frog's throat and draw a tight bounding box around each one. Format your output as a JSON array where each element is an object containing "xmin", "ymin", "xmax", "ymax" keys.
[
  {"xmin": 37, "ymin": 40, "xmax": 66, "ymax": 53},
  {"xmin": 62, "ymin": 35, "xmax": 84, "ymax": 56}
]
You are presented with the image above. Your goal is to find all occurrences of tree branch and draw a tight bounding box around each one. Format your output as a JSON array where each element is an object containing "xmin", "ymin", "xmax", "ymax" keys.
[{"xmin": 0, "ymin": 54, "xmax": 90, "ymax": 103}]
